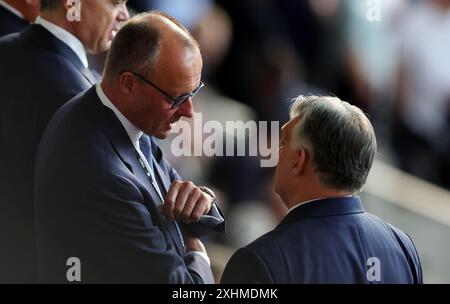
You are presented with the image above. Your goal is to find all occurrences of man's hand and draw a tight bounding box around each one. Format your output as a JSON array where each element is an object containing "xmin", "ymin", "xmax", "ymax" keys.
[
  {"xmin": 183, "ymin": 229, "xmax": 207, "ymax": 254},
  {"xmin": 161, "ymin": 181, "xmax": 212, "ymax": 223}
]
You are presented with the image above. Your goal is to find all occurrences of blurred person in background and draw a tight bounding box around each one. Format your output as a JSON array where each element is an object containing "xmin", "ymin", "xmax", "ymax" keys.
[
  {"xmin": 0, "ymin": 0, "xmax": 40, "ymax": 36},
  {"xmin": 393, "ymin": 0, "xmax": 450, "ymax": 188},
  {"xmin": 342, "ymin": 0, "xmax": 410, "ymax": 147},
  {"xmin": 221, "ymin": 95, "xmax": 422, "ymax": 284},
  {"xmin": 0, "ymin": 0, "xmax": 129, "ymax": 283}
]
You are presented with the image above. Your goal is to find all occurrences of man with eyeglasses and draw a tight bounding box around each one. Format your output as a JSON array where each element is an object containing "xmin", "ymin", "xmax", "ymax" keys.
[{"xmin": 34, "ymin": 12, "xmax": 225, "ymax": 283}]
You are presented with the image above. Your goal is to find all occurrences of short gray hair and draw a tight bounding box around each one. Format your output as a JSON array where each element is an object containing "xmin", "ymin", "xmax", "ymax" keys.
[
  {"xmin": 103, "ymin": 11, "xmax": 199, "ymax": 84},
  {"xmin": 289, "ymin": 95, "xmax": 377, "ymax": 192}
]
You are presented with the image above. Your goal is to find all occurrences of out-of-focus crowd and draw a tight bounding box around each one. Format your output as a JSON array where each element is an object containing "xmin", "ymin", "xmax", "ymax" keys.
[{"xmin": 119, "ymin": 0, "xmax": 450, "ymax": 252}]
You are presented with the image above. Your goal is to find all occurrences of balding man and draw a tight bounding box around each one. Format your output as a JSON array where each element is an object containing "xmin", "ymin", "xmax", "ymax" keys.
[
  {"xmin": 34, "ymin": 12, "xmax": 225, "ymax": 283},
  {"xmin": 221, "ymin": 95, "xmax": 422, "ymax": 284},
  {"xmin": 0, "ymin": 0, "xmax": 40, "ymax": 36}
]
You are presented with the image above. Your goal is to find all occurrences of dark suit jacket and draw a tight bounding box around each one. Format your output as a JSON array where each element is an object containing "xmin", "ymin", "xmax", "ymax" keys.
[
  {"xmin": 0, "ymin": 5, "xmax": 28, "ymax": 37},
  {"xmin": 34, "ymin": 86, "xmax": 221, "ymax": 283},
  {"xmin": 221, "ymin": 196, "xmax": 423, "ymax": 284},
  {"xmin": 0, "ymin": 25, "xmax": 97, "ymax": 283}
]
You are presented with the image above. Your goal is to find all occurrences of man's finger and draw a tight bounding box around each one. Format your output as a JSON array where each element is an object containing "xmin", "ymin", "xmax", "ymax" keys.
[
  {"xmin": 165, "ymin": 180, "xmax": 182, "ymax": 220},
  {"xmin": 173, "ymin": 181, "xmax": 194, "ymax": 219},
  {"xmin": 181, "ymin": 187, "xmax": 202, "ymax": 223},
  {"xmin": 190, "ymin": 195, "xmax": 211, "ymax": 222}
]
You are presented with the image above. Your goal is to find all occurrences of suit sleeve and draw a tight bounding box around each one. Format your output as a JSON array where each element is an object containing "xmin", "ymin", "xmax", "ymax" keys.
[
  {"xmin": 221, "ymin": 247, "xmax": 274, "ymax": 284},
  {"xmin": 84, "ymin": 172, "xmax": 213, "ymax": 283},
  {"xmin": 387, "ymin": 224, "xmax": 423, "ymax": 284},
  {"xmin": 35, "ymin": 139, "xmax": 213, "ymax": 283},
  {"xmin": 151, "ymin": 138, "xmax": 226, "ymax": 235}
]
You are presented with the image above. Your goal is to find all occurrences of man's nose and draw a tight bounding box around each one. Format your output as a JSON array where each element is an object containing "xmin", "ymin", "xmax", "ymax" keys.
[
  {"xmin": 178, "ymin": 98, "xmax": 194, "ymax": 119},
  {"xmin": 118, "ymin": 3, "xmax": 130, "ymax": 21}
]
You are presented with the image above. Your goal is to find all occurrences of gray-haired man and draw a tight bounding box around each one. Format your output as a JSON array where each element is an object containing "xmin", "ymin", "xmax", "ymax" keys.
[{"xmin": 222, "ymin": 95, "xmax": 422, "ymax": 284}]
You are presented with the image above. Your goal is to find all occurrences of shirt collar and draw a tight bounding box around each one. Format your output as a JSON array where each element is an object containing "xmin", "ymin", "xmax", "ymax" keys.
[
  {"xmin": 286, "ymin": 195, "xmax": 354, "ymax": 216},
  {"xmin": 35, "ymin": 16, "xmax": 88, "ymax": 68},
  {"xmin": 0, "ymin": 0, "xmax": 24, "ymax": 19},
  {"xmin": 96, "ymin": 83, "xmax": 143, "ymax": 146}
]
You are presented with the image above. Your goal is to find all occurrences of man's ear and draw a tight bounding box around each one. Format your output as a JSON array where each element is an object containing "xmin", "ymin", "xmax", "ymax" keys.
[
  {"xmin": 119, "ymin": 73, "xmax": 136, "ymax": 95},
  {"xmin": 290, "ymin": 148, "xmax": 308, "ymax": 176},
  {"xmin": 63, "ymin": 0, "xmax": 70, "ymax": 10}
]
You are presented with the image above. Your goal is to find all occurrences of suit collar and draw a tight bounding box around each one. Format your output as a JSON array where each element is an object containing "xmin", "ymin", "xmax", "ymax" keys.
[
  {"xmin": 278, "ymin": 196, "xmax": 365, "ymax": 228},
  {"xmin": 83, "ymin": 87, "xmax": 155, "ymax": 195},
  {"xmin": 19, "ymin": 24, "xmax": 97, "ymax": 85},
  {"xmin": 0, "ymin": 5, "xmax": 28, "ymax": 34},
  {"xmin": 35, "ymin": 16, "xmax": 88, "ymax": 68},
  {"xmin": 91, "ymin": 85, "xmax": 166, "ymax": 202},
  {"xmin": 81, "ymin": 86, "xmax": 186, "ymax": 255},
  {"xmin": 96, "ymin": 83, "xmax": 142, "ymax": 146},
  {"xmin": 0, "ymin": 0, "xmax": 24, "ymax": 19}
]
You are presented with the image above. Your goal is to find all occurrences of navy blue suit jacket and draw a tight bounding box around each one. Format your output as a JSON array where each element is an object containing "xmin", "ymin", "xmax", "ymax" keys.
[
  {"xmin": 0, "ymin": 25, "xmax": 97, "ymax": 283},
  {"xmin": 221, "ymin": 197, "xmax": 422, "ymax": 284},
  {"xmin": 0, "ymin": 5, "xmax": 28, "ymax": 37},
  {"xmin": 34, "ymin": 86, "xmax": 223, "ymax": 283}
]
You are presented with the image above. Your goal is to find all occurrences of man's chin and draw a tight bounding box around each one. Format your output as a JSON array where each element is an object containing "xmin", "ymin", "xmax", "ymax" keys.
[{"xmin": 152, "ymin": 130, "xmax": 171, "ymax": 139}]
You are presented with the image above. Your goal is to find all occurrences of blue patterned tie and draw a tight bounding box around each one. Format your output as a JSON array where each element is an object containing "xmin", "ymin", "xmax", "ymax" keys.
[
  {"xmin": 139, "ymin": 135, "xmax": 185, "ymax": 249},
  {"xmin": 138, "ymin": 135, "xmax": 163, "ymax": 198},
  {"xmin": 139, "ymin": 135, "xmax": 154, "ymax": 173}
]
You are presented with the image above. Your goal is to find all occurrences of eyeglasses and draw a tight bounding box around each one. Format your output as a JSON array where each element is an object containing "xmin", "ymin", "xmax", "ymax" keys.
[{"xmin": 125, "ymin": 71, "xmax": 204, "ymax": 109}]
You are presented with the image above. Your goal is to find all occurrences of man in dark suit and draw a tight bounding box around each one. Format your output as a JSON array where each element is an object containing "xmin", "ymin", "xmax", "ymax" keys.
[
  {"xmin": 0, "ymin": 0, "xmax": 40, "ymax": 36},
  {"xmin": 221, "ymin": 95, "xmax": 423, "ymax": 284},
  {"xmin": 34, "ymin": 12, "xmax": 225, "ymax": 283},
  {"xmin": 0, "ymin": 0, "xmax": 129, "ymax": 283}
]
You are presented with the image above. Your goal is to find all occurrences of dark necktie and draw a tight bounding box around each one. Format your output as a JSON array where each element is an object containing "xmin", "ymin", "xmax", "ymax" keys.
[
  {"xmin": 139, "ymin": 135, "xmax": 154, "ymax": 173},
  {"xmin": 138, "ymin": 135, "xmax": 185, "ymax": 249},
  {"xmin": 139, "ymin": 135, "xmax": 164, "ymax": 199}
]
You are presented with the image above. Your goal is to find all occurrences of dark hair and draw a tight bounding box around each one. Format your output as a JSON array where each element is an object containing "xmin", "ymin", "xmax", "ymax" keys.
[
  {"xmin": 40, "ymin": 0, "xmax": 61, "ymax": 11},
  {"xmin": 103, "ymin": 11, "xmax": 199, "ymax": 83},
  {"xmin": 289, "ymin": 95, "xmax": 377, "ymax": 192}
]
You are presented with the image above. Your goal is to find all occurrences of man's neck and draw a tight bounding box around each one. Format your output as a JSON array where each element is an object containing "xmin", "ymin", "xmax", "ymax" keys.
[
  {"xmin": 40, "ymin": 10, "xmax": 75, "ymax": 37},
  {"xmin": 101, "ymin": 81, "xmax": 125, "ymax": 114}
]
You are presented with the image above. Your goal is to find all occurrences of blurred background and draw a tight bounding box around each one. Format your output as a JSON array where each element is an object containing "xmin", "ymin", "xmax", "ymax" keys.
[{"xmin": 93, "ymin": 0, "xmax": 449, "ymax": 283}]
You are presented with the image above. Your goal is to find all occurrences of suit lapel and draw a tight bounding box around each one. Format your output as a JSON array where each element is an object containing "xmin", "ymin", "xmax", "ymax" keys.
[
  {"xmin": 20, "ymin": 25, "xmax": 98, "ymax": 85},
  {"xmin": 83, "ymin": 88, "xmax": 185, "ymax": 256},
  {"xmin": 147, "ymin": 139, "xmax": 186, "ymax": 255},
  {"xmin": 79, "ymin": 66, "xmax": 98, "ymax": 85},
  {"xmin": 153, "ymin": 158, "xmax": 171, "ymax": 195}
]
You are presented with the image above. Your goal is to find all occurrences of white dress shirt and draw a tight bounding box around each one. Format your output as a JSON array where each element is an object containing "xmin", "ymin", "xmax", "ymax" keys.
[
  {"xmin": 287, "ymin": 196, "xmax": 354, "ymax": 215},
  {"xmin": 35, "ymin": 16, "xmax": 88, "ymax": 68},
  {"xmin": 96, "ymin": 83, "xmax": 210, "ymax": 266},
  {"xmin": 0, "ymin": 0, "xmax": 24, "ymax": 19}
]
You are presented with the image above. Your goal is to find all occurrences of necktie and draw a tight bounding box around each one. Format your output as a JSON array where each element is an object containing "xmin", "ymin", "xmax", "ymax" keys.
[
  {"xmin": 138, "ymin": 135, "xmax": 163, "ymax": 200},
  {"xmin": 138, "ymin": 135, "xmax": 185, "ymax": 250}
]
